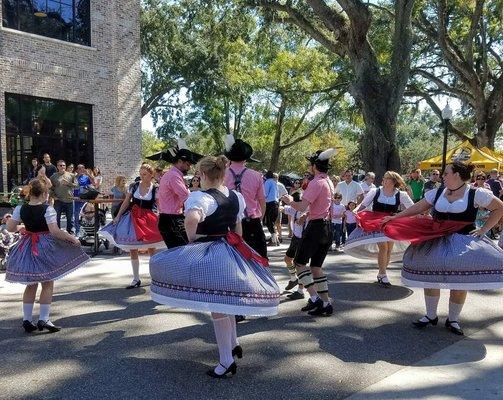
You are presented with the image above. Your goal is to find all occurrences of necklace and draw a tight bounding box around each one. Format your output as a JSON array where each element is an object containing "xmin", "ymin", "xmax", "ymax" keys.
[{"xmin": 446, "ymin": 183, "xmax": 466, "ymax": 195}]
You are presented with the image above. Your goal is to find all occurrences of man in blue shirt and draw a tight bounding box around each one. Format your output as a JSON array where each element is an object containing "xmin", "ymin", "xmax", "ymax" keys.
[
  {"xmin": 73, "ymin": 164, "xmax": 92, "ymax": 235},
  {"xmin": 263, "ymin": 171, "xmax": 280, "ymax": 245}
]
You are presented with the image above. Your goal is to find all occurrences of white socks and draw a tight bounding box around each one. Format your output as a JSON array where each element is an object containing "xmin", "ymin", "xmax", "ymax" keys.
[
  {"xmin": 131, "ymin": 259, "xmax": 140, "ymax": 281},
  {"xmin": 377, "ymin": 274, "xmax": 390, "ymax": 284},
  {"xmin": 424, "ymin": 295, "xmax": 440, "ymax": 319},
  {"xmin": 39, "ymin": 303, "xmax": 51, "ymax": 322},
  {"xmin": 23, "ymin": 303, "xmax": 34, "ymax": 321},
  {"xmin": 228, "ymin": 315, "xmax": 239, "ymax": 348},
  {"xmin": 449, "ymin": 301, "xmax": 464, "ymax": 326},
  {"xmin": 212, "ymin": 316, "xmax": 234, "ymax": 374}
]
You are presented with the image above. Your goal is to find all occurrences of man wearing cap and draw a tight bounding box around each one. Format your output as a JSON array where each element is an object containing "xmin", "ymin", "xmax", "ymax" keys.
[
  {"xmin": 224, "ymin": 135, "xmax": 268, "ymax": 258},
  {"xmin": 282, "ymin": 149, "xmax": 336, "ymax": 317},
  {"xmin": 158, "ymin": 140, "xmax": 203, "ymax": 248}
]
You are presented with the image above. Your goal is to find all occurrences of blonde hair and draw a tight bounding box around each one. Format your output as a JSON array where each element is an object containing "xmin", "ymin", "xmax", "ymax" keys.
[
  {"xmin": 114, "ymin": 175, "xmax": 127, "ymax": 192},
  {"xmin": 140, "ymin": 163, "xmax": 155, "ymax": 176},
  {"xmin": 27, "ymin": 179, "xmax": 48, "ymax": 198},
  {"xmin": 197, "ymin": 155, "xmax": 228, "ymax": 181},
  {"xmin": 384, "ymin": 171, "xmax": 406, "ymax": 190}
]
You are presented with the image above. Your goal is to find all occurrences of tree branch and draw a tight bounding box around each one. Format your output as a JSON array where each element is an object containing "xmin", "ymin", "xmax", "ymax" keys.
[{"xmin": 412, "ymin": 68, "xmax": 476, "ymax": 104}]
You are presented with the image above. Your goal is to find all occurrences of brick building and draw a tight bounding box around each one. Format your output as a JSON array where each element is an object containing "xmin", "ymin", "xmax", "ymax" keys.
[{"xmin": 0, "ymin": 1, "xmax": 141, "ymax": 192}]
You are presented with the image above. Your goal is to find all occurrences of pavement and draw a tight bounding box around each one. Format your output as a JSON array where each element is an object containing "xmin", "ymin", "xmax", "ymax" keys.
[{"xmin": 0, "ymin": 238, "xmax": 502, "ymax": 400}]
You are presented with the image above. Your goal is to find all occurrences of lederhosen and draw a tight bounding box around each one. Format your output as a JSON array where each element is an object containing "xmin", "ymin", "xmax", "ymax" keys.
[
  {"xmin": 372, "ymin": 188, "xmax": 401, "ymax": 214},
  {"xmin": 229, "ymin": 168, "xmax": 267, "ymax": 258},
  {"xmin": 432, "ymin": 187, "xmax": 478, "ymax": 234},
  {"xmin": 158, "ymin": 185, "xmax": 189, "ymax": 249},
  {"xmin": 285, "ymin": 210, "xmax": 302, "ymax": 259}
]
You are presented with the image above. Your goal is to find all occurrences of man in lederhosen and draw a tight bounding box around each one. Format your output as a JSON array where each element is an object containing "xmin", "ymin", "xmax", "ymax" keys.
[
  {"xmin": 282, "ymin": 149, "xmax": 336, "ymax": 316},
  {"xmin": 158, "ymin": 139, "xmax": 204, "ymax": 248}
]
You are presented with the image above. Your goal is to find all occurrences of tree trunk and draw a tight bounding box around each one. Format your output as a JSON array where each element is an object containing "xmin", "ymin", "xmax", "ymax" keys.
[{"xmin": 269, "ymin": 97, "xmax": 287, "ymax": 172}]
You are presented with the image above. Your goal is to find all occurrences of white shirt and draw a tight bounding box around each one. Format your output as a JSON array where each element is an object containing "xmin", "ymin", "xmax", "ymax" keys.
[
  {"xmin": 344, "ymin": 210, "xmax": 357, "ymax": 224},
  {"xmin": 424, "ymin": 187, "xmax": 493, "ymax": 213},
  {"xmin": 358, "ymin": 187, "xmax": 414, "ymax": 211},
  {"xmin": 335, "ymin": 180, "xmax": 364, "ymax": 205},
  {"xmin": 184, "ymin": 187, "xmax": 246, "ymax": 222},
  {"xmin": 129, "ymin": 183, "xmax": 156, "ymax": 201},
  {"xmin": 12, "ymin": 205, "xmax": 57, "ymax": 224},
  {"xmin": 277, "ymin": 181, "xmax": 288, "ymax": 198},
  {"xmin": 360, "ymin": 181, "xmax": 376, "ymax": 194},
  {"xmin": 331, "ymin": 203, "xmax": 346, "ymax": 224},
  {"xmin": 283, "ymin": 205, "xmax": 306, "ymax": 238}
]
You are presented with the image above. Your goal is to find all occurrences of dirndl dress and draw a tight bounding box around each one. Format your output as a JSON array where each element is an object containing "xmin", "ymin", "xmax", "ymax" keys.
[
  {"xmin": 150, "ymin": 188, "xmax": 280, "ymax": 316},
  {"xmin": 5, "ymin": 204, "xmax": 90, "ymax": 284}
]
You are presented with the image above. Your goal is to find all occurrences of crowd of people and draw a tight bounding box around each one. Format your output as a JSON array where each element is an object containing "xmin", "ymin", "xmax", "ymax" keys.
[{"xmin": 3, "ymin": 139, "xmax": 503, "ymax": 379}]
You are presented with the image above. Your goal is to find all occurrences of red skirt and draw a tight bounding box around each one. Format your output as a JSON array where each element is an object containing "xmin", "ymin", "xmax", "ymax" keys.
[{"xmin": 131, "ymin": 205, "xmax": 164, "ymax": 243}]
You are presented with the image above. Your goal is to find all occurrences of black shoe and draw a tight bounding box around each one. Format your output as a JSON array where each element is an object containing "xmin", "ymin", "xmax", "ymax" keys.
[
  {"xmin": 22, "ymin": 320, "xmax": 37, "ymax": 333},
  {"xmin": 235, "ymin": 315, "xmax": 246, "ymax": 323},
  {"xmin": 376, "ymin": 276, "xmax": 392, "ymax": 287},
  {"xmin": 287, "ymin": 291, "xmax": 305, "ymax": 300},
  {"xmin": 301, "ymin": 297, "xmax": 323, "ymax": 312},
  {"xmin": 232, "ymin": 345, "xmax": 243, "ymax": 359},
  {"xmin": 308, "ymin": 303, "xmax": 334, "ymax": 316},
  {"xmin": 126, "ymin": 279, "xmax": 141, "ymax": 289},
  {"xmin": 445, "ymin": 319, "xmax": 464, "ymax": 336},
  {"xmin": 37, "ymin": 320, "xmax": 61, "ymax": 333},
  {"xmin": 284, "ymin": 279, "xmax": 298, "ymax": 291},
  {"xmin": 206, "ymin": 362, "xmax": 237, "ymax": 378},
  {"xmin": 412, "ymin": 316, "xmax": 439, "ymax": 329}
]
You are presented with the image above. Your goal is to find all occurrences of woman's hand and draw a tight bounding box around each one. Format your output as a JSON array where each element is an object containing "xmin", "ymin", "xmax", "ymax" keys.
[
  {"xmin": 69, "ymin": 236, "xmax": 80, "ymax": 246},
  {"xmin": 112, "ymin": 216, "xmax": 120, "ymax": 225},
  {"xmin": 470, "ymin": 227, "xmax": 488, "ymax": 238},
  {"xmin": 282, "ymin": 195, "xmax": 293, "ymax": 205},
  {"xmin": 380, "ymin": 215, "xmax": 395, "ymax": 226}
]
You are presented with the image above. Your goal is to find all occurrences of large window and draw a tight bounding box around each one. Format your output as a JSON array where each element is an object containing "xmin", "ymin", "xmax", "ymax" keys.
[
  {"xmin": 2, "ymin": 0, "xmax": 91, "ymax": 46},
  {"xmin": 4, "ymin": 93, "xmax": 93, "ymax": 189}
]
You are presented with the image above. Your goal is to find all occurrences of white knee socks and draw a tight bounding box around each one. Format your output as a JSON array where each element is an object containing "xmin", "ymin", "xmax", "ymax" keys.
[
  {"xmin": 448, "ymin": 301, "xmax": 464, "ymax": 324},
  {"xmin": 23, "ymin": 303, "xmax": 34, "ymax": 321},
  {"xmin": 228, "ymin": 315, "xmax": 239, "ymax": 348},
  {"xmin": 424, "ymin": 295, "xmax": 440, "ymax": 319},
  {"xmin": 131, "ymin": 259, "xmax": 140, "ymax": 281},
  {"xmin": 212, "ymin": 316, "xmax": 234, "ymax": 374},
  {"xmin": 39, "ymin": 303, "xmax": 51, "ymax": 322}
]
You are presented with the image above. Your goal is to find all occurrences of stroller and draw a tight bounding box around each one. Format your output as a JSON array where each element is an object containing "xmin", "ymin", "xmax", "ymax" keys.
[{"xmin": 78, "ymin": 202, "xmax": 110, "ymax": 252}]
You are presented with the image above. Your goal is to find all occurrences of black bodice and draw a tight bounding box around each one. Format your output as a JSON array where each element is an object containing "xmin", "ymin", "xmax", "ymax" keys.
[
  {"xmin": 20, "ymin": 204, "xmax": 49, "ymax": 232},
  {"xmin": 432, "ymin": 187, "xmax": 478, "ymax": 234},
  {"xmin": 196, "ymin": 189, "xmax": 239, "ymax": 235},
  {"xmin": 372, "ymin": 188, "xmax": 401, "ymax": 213},
  {"xmin": 129, "ymin": 182, "xmax": 158, "ymax": 210}
]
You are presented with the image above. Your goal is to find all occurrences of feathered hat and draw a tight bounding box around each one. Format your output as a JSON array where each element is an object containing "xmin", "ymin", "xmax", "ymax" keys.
[
  {"xmin": 163, "ymin": 138, "xmax": 204, "ymax": 164},
  {"xmin": 306, "ymin": 148, "xmax": 337, "ymax": 170},
  {"xmin": 224, "ymin": 134, "xmax": 260, "ymax": 163}
]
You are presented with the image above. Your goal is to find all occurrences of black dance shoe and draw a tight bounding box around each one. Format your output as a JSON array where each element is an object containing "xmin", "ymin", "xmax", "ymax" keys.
[
  {"xmin": 206, "ymin": 362, "xmax": 237, "ymax": 378},
  {"xmin": 308, "ymin": 303, "xmax": 333, "ymax": 317},
  {"xmin": 232, "ymin": 345, "xmax": 243, "ymax": 359},
  {"xmin": 445, "ymin": 319, "xmax": 464, "ymax": 336},
  {"xmin": 22, "ymin": 320, "xmax": 37, "ymax": 333},
  {"xmin": 126, "ymin": 279, "xmax": 141, "ymax": 289},
  {"xmin": 235, "ymin": 315, "xmax": 246, "ymax": 323},
  {"xmin": 287, "ymin": 291, "xmax": 305, "ymax": 300},
  {"xmin": 301, "ymin": 297, "xmax": 323, "ymax": 312},
  {"xmin": 284, "ymin": 279, "xmax": 298, "ymax": 291},
  {"xmin": 37, "ymin": 320, "xmax": 61, "ymax": 333},
  {"xmin": 412, "ymin": 316, "xmax": 438, "ymax": 329},
  {"xmin": 376, "ymin": 276, "xmax": 392, "ymax": 287}
]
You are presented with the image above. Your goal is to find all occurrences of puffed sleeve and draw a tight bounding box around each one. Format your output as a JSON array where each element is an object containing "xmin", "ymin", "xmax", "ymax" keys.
[
  {"xmin": 11, "ymin": 205, "xmax": 22, "ymax": 222},
  {"xmin": 424, "ymin": 188, "xmax": 440, "ymax": 205},
  {"xmin": 399, "ymin": 191, "xmax": 415, "ymax": 209},
  {"xmin": 359, "ymin": 187, "xmax": 378, "ymax": 208},
  {"xmin": 44, "ymin": 206, "xmax": 57, "ymax": 224},
  {"xmin": 474, "ymin": 188, "xmax": 495, "ymax": 208},
  {"xmin": 184, "ymin": 191, "xmax": 215, "ymax": 221},
  {"xmin": 283, "ymin": 205, "xmax": 295, "ymax": 218},
  {"xmin": 235, "ymin": 191, "xmax": 246, "ymax": 220}
]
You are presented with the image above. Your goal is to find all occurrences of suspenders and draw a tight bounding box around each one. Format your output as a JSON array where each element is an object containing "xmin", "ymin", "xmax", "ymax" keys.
[{"xmin": 229, "ymin": 168, "xmax": 249, "ymax": 218}]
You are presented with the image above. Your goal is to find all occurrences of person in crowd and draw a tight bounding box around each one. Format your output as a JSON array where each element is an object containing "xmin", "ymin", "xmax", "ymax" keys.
[
  {"xmin": 24, "ymin": 158, "xmax": 39, "ymax": 184},
  {"xmin": 275, "ymin": 173, "xmax": 288, "ymax": 244},
  {"xmin": 344, "ymin": 172, "xmax": 414, "ymax": 286},
  {"xmin": 330, "ymin": 175, "xmax": 341, "ymax": 191},
  {"xmin": 189, "ymin": 175, "xmax": 201, "ymax": 192},
  {"xmin": 50, "ymin": 160, "xmax": 77, "ymax": 234},
  {"xmin": 158, "ymin": 139, "xmax": 203, "ymax": 248},
  {"xmin": 344, "ymin": 202, "xmax": 358, "ymax": 237},
  {"xmin": 301, "ymin": 173, "xmax": 312, "ymax": 190},
  {"xmin": 93, "ymin": 167, "xmax": 103, "ymax": 190},
  {"xmin": 282, "ymin": 148, "xmax": 336, "ymax": 316},
  {"xmin": 423, "ymin": 170, "xmax": 441, "ymax": 194},
  {"xmin": 330, "ymin": 193, "xmax": 346, "ymax": 251},
  {"xmin": 287, "ymin": 179, "xmax": 303, "ymax": 238},
  {"xmin": 360, "ymin": 172, "xmax": 376, "ymax": 195},
  {"xmin": 471, "ymin": 171, "xmax": 491, "ymax": 189},
  {"xmin": 42, "ymin": 153, "xmax": 57, "ymax": 178},
  {"xmin": 110, "ymin": 176, "xmax": 127, "ymax": 218},
  {"xmin": 73, "ymin": 164, "xmax": 93, "ymax": 236},
  {"xmin": 34, "ymin": 165, "xmax": 53, "ymax": 190},
  {"xmin": 486, "ymin": 169, "xmax": 503, "ymax": 199},
  {"xmin": 5, "ymin": 179, "xmax": 89, "ymax": 333},
  {"xmin": 382, "ymin": 162, "xmax": 503, "ymax": 336},
  {"xmin": 154, "ymin": 167, "xmax": 164, "ymax": 183},
  {"xmin": 67, "ymin": 164, "xmax": 75, "ymax": 175},
  {"xmin": 335, "ymin": 170, "xmax": 364, "ymax": 206},
  {"xmin": 149, "ymin": 155, "xmax": 279, "ymax": 378},
  {"xmin": 406, "ymin": 168, "xmax": 425, "ymax": 203},
  {"xmin": 101, "ymin": 164, "xmax": 165, "ymax": 289},
  {"xmin": 264, "ymin": 171, "xmax": 280, "ymax": 246}
]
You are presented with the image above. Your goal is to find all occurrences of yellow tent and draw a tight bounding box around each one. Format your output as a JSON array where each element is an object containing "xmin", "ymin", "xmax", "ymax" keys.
[
  {"xmin": 481, "ymin": 146, "xmax": 503, "ymax": 162},
  {"xmin": 419, "ymin": 140, "xmax": 502, "ymax": 172}
]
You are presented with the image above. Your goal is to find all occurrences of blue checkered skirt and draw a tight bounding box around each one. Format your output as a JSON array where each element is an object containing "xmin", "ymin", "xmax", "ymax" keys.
[
  {"xmin": 402, "ymin": 233, "xmax": 503, "ymax": 290},
  {"xmin": 150, "ymin": 239, "xmax": 280, "ymax": 316},
  {"xmin": 344, "ymin": 226, "xmax": 410, "ymax": 262}
]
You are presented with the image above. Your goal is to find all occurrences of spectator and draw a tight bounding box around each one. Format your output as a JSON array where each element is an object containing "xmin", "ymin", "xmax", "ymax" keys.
[
  {"xmin": 34, "ymin": 165, "xmax": 53, "ymax": 190},
  {"xmin": 42, "ymin": 153, "xmax": 57, "ymax": 178},
  {"xmin": 471, "ymin": 171, "xmax": 491, "ymax": 190},
  {"xmin": 423, "ymin": 170, "xmax": 441, "ymax": 194},
  {"xmin": 301, "ymin": 173, "xmax": 312, "ymax": 190},
  {"xmin": 275, "ymin": 173, "xmax": 288, "ymax": 243},
  {"xmin": 50, "ymin": 160, "xmax": 77, "ymax": 233},
  {"xmin": 487, "ymin": 168, "xmax": 503, "ymax": 199},
  {"xmin": 330, "ymin": 175, "xmax": 341, "ymax": 190},
  {"xmin": 335, "ymin": 170, "xmax": 364, "ymax": 206},
  {"xmin": 360, "ymin": 172, "xmax": 376, "ymax": 195},
  {"xmin": 331, "ymin": 193, "xmax": 346, "ymax": 251},
  {"xmin": 110, "ymin": 175, "xmax": 127, "ymax": 218},
  {"xmin": 189, "ymin": 175, "xmax": 201, "ymax": 192},
  {"xmin": 344, "ymin": 201, "xmax": 358, "ymax": 237},
  {"xmin": 154, "ymin": 167, "xmax": 164, "ymax": 183},
  {"xmin": 290, "ymin": 179, "xmax": 303, "ymax": 202},
  {"xmin": 264, "ymin": 171, "xmax": 280, "ymax": 245},
  {"xmin": 93, "ymin": 167, "xmax": 103, "ymax": 190},
  {"xmin": 67, "ymin": 164, "xmax": 75, "ymax": 174},
  {"xmin": 24, "ymin": 158, "xmax": 39, "ymax": 184},
  {"xmin": 406, "ymin": 168, "xmax": 425, "ymax": 202},
  {"xmin": 73, "ymin": 164, "xmax": 92, "ymax": 236}
]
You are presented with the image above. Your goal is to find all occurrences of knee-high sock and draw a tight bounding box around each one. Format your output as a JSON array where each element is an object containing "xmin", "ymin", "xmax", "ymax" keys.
[
  {"xmin": 212, "ymin": 316, "xmax": 234, "ymax": 373},
  {"xmin": 425, "ymin": 295, "xmax": 440, "ymax": 319},
  {"xmin": 39, "ymin": 304, "xmax": 51, "ymax": 322},
  {"xmin": 131, "ymin": 259, "xmax": 140, "ymax": 281},
  {"xmin": 286, "ymin": 263, "xmax": 297, "ymax": 280},
  {"xmin": 228, "ymin": 315, "xmax": 239, "ymax": 348},
  {"xmin": 23, "ymin": 303, "xmax": 34, "ymax": 321},
  {"xmin": 448, "ymin": 301, "xmax": 464, "ymax": 323}
]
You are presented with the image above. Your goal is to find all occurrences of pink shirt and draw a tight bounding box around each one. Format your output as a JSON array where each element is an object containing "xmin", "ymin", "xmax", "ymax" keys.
[
  {"xmin": 225, "ymin": 162, "xmax": 265, "ymax": 218},
  {"xmin": 302, "ymin": 173, "xmax": 334, "ymax": 220},
  {"xmin": 158, "ymin": 166, "xmax": 190, "ymax": 214}
]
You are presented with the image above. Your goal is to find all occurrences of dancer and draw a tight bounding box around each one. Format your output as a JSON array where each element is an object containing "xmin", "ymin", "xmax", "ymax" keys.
[
  {"xmin": 150, "ymin": 155, "xmax": 280, "ymax": 377},
  {"xmin": 100, "ymin": 164, "xmax": 165, "ymax": 289},
  {"xmin": 343, "ymin": 171, "xmax": 414, "ymax": 286},
  {"xmin": 5, "ymin": 179, "xmax": 89, "ymax": 333},
  {"xmin": 158, "ymin": 139, "xmax": 204, "ymax": 248},
  {"xmin": 382, "ymin": 162, "xmax": 503, "ymax": 335},
  {"xmin": 282, "ymin": 149, "xmax": 336, "ymax": 316}
]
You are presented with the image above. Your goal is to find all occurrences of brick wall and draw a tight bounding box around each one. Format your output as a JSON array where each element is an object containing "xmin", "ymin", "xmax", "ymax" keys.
[{"xmin": 0, "ymin": 1, "xmax": 142, "ymax": 193}]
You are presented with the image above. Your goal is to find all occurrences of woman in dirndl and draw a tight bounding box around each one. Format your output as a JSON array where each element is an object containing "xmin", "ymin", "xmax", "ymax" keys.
[
  {"xmin": 5, "ymin": 179, "xmax": 90, "ymax": 333},
  {"xmin": 100, "ymin": 164, "xmax": 165, "ymax": 289},
  {"xmin": 150, "ymin": 155, "xmax": 280, "ymax": 378},
  {"xmin": 344, "ymin": 171, "xmax": 414, "ymax": 286},
  {"xmin": 382, "ymin": 162, "xmax": 503, "ymax": 335}
]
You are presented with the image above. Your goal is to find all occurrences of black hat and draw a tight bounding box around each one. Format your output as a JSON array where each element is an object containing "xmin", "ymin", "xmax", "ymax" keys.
[
  {"xmin": 306, "ymin": 148, "xmax": 337, "ymax": 170},
  {"xmin": 224, "ymin": 135, "xmax": 260, "ymax": 163},
  {"xmin": 163, "ymin": 139, "xmax": 204, "ymax": 164}
]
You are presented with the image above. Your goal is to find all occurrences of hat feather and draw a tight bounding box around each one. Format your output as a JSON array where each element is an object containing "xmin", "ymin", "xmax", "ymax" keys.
[
  {"xmin": 177, "ymin": 138, "xmax": 188, "ymax": 150},
  {"xmin": 318, "ymin": 148, "xmax": 336, "ymax": 161},
  {"xmin": 224, "ymin": 134, "xmax": 235, "ymax": 152}
]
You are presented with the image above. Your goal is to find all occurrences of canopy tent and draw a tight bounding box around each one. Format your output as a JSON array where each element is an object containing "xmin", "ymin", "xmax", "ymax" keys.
[
  {"xmin": 419, "ymin": 140, "xmax": 502, "ymax": 172},
  {"xmin": 481, "ymin": 146, "xmax": 503, "ymax": 162}
]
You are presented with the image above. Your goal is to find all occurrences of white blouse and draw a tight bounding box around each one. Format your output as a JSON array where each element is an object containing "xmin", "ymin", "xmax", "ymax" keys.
[
  {"xmin": 184, "ymin": 187, "xmax": 246, "ymax": 222},
  {"xmin": 12, "ymin": 205, "xmax": 57, "ymax": 224},
  {"xmin": 424, "ymin": 186, "xmax": 494, "ymax": 213},
  {"xmin": 129, "ymin": 183, "xmax": 155, "ymax": 201},
  {"xmin": 359, "ymin": 187, "xmax": 414, "ymax": 211}
]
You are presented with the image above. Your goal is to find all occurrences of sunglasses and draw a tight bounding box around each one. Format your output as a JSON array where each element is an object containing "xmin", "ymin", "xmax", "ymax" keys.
[
  {"xmin": 58, "ymin": 164, "xmax": 66, "ymax": 167},
  {"xmin": 83, "ymin": 211, "xmax": 94, "ymax": 214},
  {"xmin": 432, "ymin": 173, "xmax": 439, "ymax": 175},
  {"xmin": 476, "ymin": 177, "xmax": 485, "ymax": 180}
]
